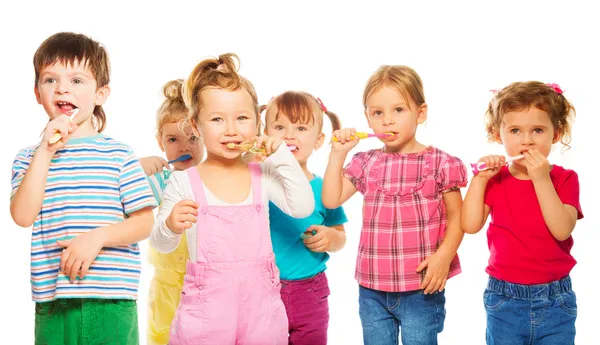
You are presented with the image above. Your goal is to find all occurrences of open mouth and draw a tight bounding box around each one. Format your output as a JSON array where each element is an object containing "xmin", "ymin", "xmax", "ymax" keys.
[
  {"xmin": 384, "ymin": 132, "xmax": 398, "ymax": 140},
  {"xmin": 224, "ymin": 141, "xmax": 242, "ymax": 150},
  {"xmin": 55, "ymin": 101, "xmax": 78, "ymax": 115},
  {"xmin": 287, "ymin": 144, "xmax": 298, "ymax": 152}
]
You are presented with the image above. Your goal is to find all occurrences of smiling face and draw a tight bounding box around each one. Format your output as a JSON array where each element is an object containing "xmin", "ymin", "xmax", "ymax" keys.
[
  {"xmin": 34, "ymin": 60, "xmax": 109, "ymax": 129},
  {"xmin": 496, "ymin": 106, "xmax": 558, "ymax": 166},
  {"xmin": 196, "ymin": 87, "xmax": 259, "ymax": 161},
  {"xmin": 364, "ymin": 85, "xmax": 427, "ymax": 153},
  {"xmin": 265, "ymin": 106, "xmax": 324, "ymax": 165}
]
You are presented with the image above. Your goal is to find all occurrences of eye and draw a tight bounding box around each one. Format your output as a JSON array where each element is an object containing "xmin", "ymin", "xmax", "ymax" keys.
[
  {"xmin": 238, "ymin": 115, "xmax": 250, "ymax": 121},
  {"xmin": 211, "ymin": 117, "xmax": 223, "ymax": 122},
  {"xmin": 297, "ymin": 126, "xmax": 308, "ymax": 132},
  {"xmin": 189, "ymin": 136, "xmax": 199, "ymax": 142},
  {"xmin": 274, "ymin": 125, "xmax": 284, "ymax": 131},
  {"xmin": 44, "ymin": 78, "xmax": 56, "ymax": 84},
  {"xmin": 534, "ymin": 128, "xmax": 544, "ymax": 134},
  {"xmin": 510, "ymin": 128, "xmax": 519, "ymax": 134},
  {"xmin": 72, "ymin": 78, "xmax": 83, "ymax": 84},
  {"xmin": 372, "ymin": 110, "xmax": 382, "ymax": 116},
  {"xmin": 395, "ymin": 107, "xmax": 404, "ymax": 113},
  {"xmin": 168, "ymin": 138, "xmax": 177, "ymax": 143}
]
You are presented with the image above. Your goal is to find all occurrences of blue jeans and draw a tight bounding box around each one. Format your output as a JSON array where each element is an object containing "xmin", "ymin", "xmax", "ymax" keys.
[
  {"xmin": 484, "ymin": 275, "xmax": 577, "ymax": 345},
  {"xmin": 358, "ymin": 285, "xmax": 446, "ymax": 345}
]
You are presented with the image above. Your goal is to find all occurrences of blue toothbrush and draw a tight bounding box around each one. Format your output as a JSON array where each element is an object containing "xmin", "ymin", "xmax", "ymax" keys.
[
  {"xmin": 300, "ymin": 230, "xmax": 318, "ymax": 240},
  {"xmin": 168, "ymin": 154, "xmax": 192, "ymax": 164}
]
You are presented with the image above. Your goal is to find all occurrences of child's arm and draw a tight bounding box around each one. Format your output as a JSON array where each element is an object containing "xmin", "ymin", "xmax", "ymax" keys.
[
  {"xmin": 150, "ymin": 175, "xmax": 198, "ymax": 253},
  {"xmin": 10, "ymin": 148, "xmax": 54, "ymax": 227},
  {"xmin": 10, "ymin": 116, "xmax": 76, "ymax": 227},
  {"xmin": 418, "ymin": 189, "xmax": 463, "ymax": 293},
  {"xmin": 322, "ymin": 128, "xmax": 361, "ymax": 209},
  {"xmin": 525, "ymin": 150, "xmax": 579, "ymax": 240},
  {"xmin": 57, "ymin": 207, "xmax": 155, "ymax": 282},
  {"xmin": 461, "ymin": 155, "xmax": 504, "ymax": 234},
  {"xmin": 461, "ymin": 175, "xmax": 492, "ymax": 234},
  {"xmin": 262, "ymin": 140, "xmax": 315, "ymax": 218}
]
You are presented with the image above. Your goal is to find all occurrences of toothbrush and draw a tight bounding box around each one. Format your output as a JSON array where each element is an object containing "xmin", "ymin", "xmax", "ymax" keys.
[
  {"xmin": 332, "ymin": 132, "xmax": 394, "ymax": 142},
  {"xmin": 226, "ymin": 142, "xmax": 297, "ymax": 154},
  {"xmin": 300, "ymin": 230, "xmax": 317, "ymax": 240},
  {"xmin": 471, "ymin": 155, "xmax": 524, "ymax": 175},
  {"xmin": 48, "ymin": 109, "xmax": 79, "ymax": 144},
  {"xmin": 168, "ymin": 154, "xmax": 192, "ymax": 164}
]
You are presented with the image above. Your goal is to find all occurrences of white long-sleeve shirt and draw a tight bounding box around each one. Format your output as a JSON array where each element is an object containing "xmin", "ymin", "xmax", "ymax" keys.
[{"xmin": 149, "ymin": 144, "xmax": 315, "ymax": 261}]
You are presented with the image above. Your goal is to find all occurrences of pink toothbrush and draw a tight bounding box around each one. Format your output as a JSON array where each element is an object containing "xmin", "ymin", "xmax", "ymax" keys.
[{"xmin": 471, "ymin": 155, "xmax": 524, "ymax": 175}]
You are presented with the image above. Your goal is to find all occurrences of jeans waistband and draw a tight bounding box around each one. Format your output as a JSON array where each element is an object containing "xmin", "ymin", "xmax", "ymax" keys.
[{"xmin": 487, "ymin": 275, "xmax": 572, "ymax": 300}]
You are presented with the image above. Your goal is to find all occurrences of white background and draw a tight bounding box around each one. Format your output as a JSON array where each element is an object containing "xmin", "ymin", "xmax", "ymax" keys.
[{"xmin": 1, "ymin": 1, "xmax": 598, "ymax": 344}]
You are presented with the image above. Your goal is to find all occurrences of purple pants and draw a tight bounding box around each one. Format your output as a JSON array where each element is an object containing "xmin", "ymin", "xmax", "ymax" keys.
[{"xmin": 280, "ymin": 272, "xmax": 330, "ymax": 345}]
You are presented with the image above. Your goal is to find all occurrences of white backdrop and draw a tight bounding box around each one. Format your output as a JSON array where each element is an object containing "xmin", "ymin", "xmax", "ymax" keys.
[{"xmin": 1, "ymin": 1, "xmax": 598, "ymax": 344}]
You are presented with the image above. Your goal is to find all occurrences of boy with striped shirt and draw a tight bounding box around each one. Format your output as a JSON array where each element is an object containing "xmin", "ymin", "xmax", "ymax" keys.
[{"xmin": 10, "ymin": 32, "xmax": 157, "ymax": 345}]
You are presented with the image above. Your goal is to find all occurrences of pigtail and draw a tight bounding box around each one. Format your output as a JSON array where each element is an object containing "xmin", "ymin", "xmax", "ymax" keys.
[{"xmin": 324, "ymin": 110, "xmax": 342, "ymax": 132}]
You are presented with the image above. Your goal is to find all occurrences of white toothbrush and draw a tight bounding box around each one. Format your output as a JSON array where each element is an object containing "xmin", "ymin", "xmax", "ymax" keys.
[
  {"xmin": 471, "ymin": 155, "xmax": 524, "ymax": 174},
  {"xmin": 48, "ymin": 109, "xmax": 79, "ymax": 144}
]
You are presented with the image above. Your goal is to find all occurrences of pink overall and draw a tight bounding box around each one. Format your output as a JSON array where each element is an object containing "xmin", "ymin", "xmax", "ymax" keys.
[{"xmin": 169, "ymin": 164, "xmax": 288, "ymax": 345}]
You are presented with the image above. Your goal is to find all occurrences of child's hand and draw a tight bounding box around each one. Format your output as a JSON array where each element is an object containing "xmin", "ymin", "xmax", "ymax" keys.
[
  {"xmin": 522, "ymin": 149, "xmax": 551, "ymax": 182},
  {"xmin": 140, "ymin": 156, "xmax": 169, "ymax": 176},
  {"xmin": 251, "ymin": 135, "xmax": 283, "ymax": 161},
  {"xmin": 331, "ymin": 128, "xmax": 360, "ymax": 155},
  {"xmin": 57, "ymin": 231, "xmax": 106, "ymax": 283},
  {"xmin": 41, "ymin": 115, "xmax": 78, "ymax": 152},
  {"xmin": 165, "ymin": 200, "xmax": 198, "ymax": 234},
  {"xmin": 416, "ymin": 250, "xmax": 454, "ymax": 294},
  {"xmin": 303, "ymin": 225, "xmax": 345, "ymax": 253},
  {"xmin": 475, "ymin": 155, "xmax": 506, "ymax": 179}
]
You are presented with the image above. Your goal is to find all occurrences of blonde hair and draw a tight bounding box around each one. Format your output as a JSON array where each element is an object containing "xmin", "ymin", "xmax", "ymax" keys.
[
  {"xmin": 34, "ymin": 32, "xmax": 110, "ymax": 132},
  {"xmin": 262, "ymin": 91, "xmax": 341, "ymax": 133},
  {"xmin": 363, "ymin": 65, "xmax": 425, "ymax": 110},
  {"xmin": 485, "ymin": 81, "xmax": 576, "ymax": 150},
  {"xmin": 183, "ymin": 53, "xmax": 260, "ymax": 134},
  {"xmin": 156, "ymin": 79, "xmax": 188, "ymax": 138}
]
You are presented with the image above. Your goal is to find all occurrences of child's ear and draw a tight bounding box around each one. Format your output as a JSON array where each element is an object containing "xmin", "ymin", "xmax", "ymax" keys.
[
  {"xmin": 94, "ymin": 85, "xmax": 111, "ymax": 106},
  {"xmin": 314, "ymin": 133, "xmax": 325, "ymax": 150},
  {"xmin": 417, "ymin": 103, "xmax": 428, "ymax": 124},
  {"xmin": 34, "ymin": 86, "xmax": 42, "ymax": 105},
  {"xmin": 552, "ymin": 128, "xmax": 560, "ymax": 144},
  {"xmin": 493, "ymin": 130, "xmax": 503, "ymax": 144}
]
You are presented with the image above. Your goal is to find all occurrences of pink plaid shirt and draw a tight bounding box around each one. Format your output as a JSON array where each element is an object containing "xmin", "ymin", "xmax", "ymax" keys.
[{"xmin": 343, "ymin": 146, "xmax": 467, "ymax": 292}]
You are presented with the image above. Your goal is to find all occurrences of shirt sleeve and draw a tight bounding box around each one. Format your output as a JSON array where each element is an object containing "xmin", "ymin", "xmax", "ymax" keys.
[
  {"xmin": 438, "ymin": 154, "xmax": 468, "ymax": 192},
  {"xmin": 342, "ymin": 151, "xmax": 367, "ymax": 194},
  {"xmin": 557, "ymin": 169, "xmax": 583, "ymax": 219},
  {"xmin": 323, "ymin": 205, "xmax": 348, "ymax": 227},
  {"xmin": 262, "ymin": 143, "xmax": 315, "ymax": 219},
  {"xmin": 10, "ymin": 147, "xmax": 34, "ymax": 200},
  {"xmin": 149, "ymin": 172, "xmax": 186, "ymax": 253},
  {"xmin": 119, "ymin": 148, "xmax": 158, "ymax": 215}
]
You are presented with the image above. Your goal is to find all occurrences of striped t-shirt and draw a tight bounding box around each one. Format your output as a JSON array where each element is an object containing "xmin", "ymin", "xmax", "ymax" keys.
[{"xmin": 11, "ymin": 134, "xmax": 157, "ymax": 302}]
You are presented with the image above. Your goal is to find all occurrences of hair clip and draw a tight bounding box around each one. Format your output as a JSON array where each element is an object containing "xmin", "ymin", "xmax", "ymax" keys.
[
  {"xmin": 316, "ymin": 97, "xmax": 328, "ymax": 112},
  {"xmin": 489, "ymin": 89, "xmax": 499, "ymax": 94},
  {"xmin": 547, "ymin": 83, "xmax": 564, "ymax": 94}
]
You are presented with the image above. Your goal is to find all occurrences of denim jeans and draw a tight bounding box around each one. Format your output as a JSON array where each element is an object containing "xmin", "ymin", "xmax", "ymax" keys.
[
  {"xmin": 484, "ymin": 275, "xmax": 577, "ymax": 345},
  {"xmin": 358, "ymin": 285, "xmax": 446, "ymax": 345}
]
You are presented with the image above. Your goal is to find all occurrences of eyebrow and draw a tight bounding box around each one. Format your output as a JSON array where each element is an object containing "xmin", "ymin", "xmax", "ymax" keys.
[{"xmin": 368, "ymin": 102, "xmax": 408, "ymax": 109}]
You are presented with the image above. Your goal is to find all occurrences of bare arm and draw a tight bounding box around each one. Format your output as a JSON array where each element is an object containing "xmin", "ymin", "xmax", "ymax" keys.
[
  {"xmin": 322, "ymin": 151, "xmax": 357, "ymax": 209},
  {"xmin": 461, "ymin": 175, "xmax": 491, "ymax": 234},
  {"xmin": 96, "ymin": 207, "xmax": 155, "ymax": 246},
  {"xmin": 10, "ymin": 149, "xmax": 54, "ymax": 227},
  {"xmin": 533, "ymin": 178, "xmax": 577, "ymax": 241},
  {"xmin": 437, "ymin": 190, "xmax": 465, "ymax": 256},
  {"xmin": 327, "ymin": 224, "xmax": 346, "ymax": 253}
]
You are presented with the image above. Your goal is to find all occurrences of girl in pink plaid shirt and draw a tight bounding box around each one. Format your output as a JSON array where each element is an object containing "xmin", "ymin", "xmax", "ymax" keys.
[{"xmin": 322, "ymin": 65, "xmax": 467, "ymax": 345}]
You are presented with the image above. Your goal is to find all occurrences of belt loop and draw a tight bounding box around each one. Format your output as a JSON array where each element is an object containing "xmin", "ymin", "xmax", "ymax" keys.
[{"xmin": 194, "ymin": 265, "xmax": 205, "ymax": 288}]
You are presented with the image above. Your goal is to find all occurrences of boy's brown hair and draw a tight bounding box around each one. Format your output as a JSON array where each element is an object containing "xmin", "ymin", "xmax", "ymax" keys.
[{"xmin": 33, "ymin": 32, "xmax": 110, "ymax": 132}]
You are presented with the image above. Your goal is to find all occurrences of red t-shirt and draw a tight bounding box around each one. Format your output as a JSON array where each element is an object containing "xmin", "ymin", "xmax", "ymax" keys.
[{"xmin": 484, "ymin": 165, "xmax": 583, "ymax": 284}]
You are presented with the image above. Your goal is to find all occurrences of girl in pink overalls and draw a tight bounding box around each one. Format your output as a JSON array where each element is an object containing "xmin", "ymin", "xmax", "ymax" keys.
[{"xmin": 149, "ymin": 53, "xmax": 315, "ymax": 345}]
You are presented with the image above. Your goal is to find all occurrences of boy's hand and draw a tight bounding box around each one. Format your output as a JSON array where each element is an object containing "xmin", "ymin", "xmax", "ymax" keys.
[
  {"xmin": 165, "ymin": 200, "xmax": 198, "ymax": 234},
  {"xmin": 303, "ymin": 225, "xmax": 344, "ymax": 253},
  {"xmin": 57, "ymin": 230, "xmax": 106, "ymax": 282},
  {"xmin": 140, "ymin": 156, "xmax": 169, "ymax": 176},
  {"xmin": 41, "ymin": 115, "xmax": 78, "ymax": 152}
]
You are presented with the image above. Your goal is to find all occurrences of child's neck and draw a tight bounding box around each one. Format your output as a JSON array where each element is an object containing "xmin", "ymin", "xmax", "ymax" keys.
[
  {"xmin": 203, "ymin": 153, "xmax": 247, "ymax": 170},
  {"xmin": 299, "ymin": 161, "xmax": 314, "ymax": 181},
  {"xmin": 69, "ymin": 117, "xmax": 98, "ymax": 139},
  {"xmin": 508, "ymin": 163, "xmax": 532, "ymax": 180},
  {"xmin": 383, "ymin": 137, "xmax": 427, "ymax": 154}
]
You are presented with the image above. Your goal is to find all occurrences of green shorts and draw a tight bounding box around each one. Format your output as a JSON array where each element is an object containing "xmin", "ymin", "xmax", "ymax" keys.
[{"xmin": 35, "ymin": 298, "xmax": 138, "ymax": 345}]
